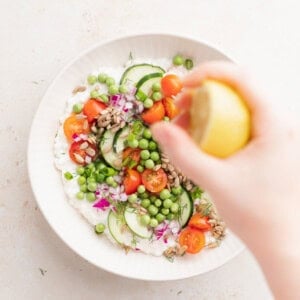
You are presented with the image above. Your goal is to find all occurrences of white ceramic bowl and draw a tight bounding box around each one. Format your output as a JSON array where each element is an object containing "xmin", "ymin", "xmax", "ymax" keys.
[{"xmin": 28, "ymin": 33, "xmax": 244, "ymax": 281}]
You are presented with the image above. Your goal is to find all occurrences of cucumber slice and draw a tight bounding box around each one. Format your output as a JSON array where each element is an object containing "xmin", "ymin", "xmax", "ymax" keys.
[
  {"xmin": 108, "ymin": 210, "xmax": 133, "ymax": 245},
  {"xmin": 120, "ymin": 64, "xmax": 165, "ymax": 85},
  {"xmin": 100, "ymin": 129, "xmax": 122, "ymax": 170},
  {"xmin": 136, "ymin": 73, "xmax": 163, "ymax": 100},
  {"xmin": 178, "ymin": 189, "xmax": 193, "ymax": 227},
  {"xmin": 124, "ymin": 207, "xmax": 153, "ymax": 239},
  {"xmin": 113, "ymin": 126, "xmax": 130, "ymax": 153}
]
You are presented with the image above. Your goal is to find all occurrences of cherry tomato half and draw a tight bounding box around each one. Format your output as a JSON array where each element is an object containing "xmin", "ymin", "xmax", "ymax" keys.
[
  {"xmin": 123, "ymin": 169, "xmax": 142, "ymax": 195},
  {"xmin": 162, "ymin": 97, "xmax": 180, "ymax": 119},
  {"xmin": 83, "ymin": 99, "xmax": 107, "ymax": 123},
  {"xmin": 188, "ymin": 214, "xmax": 212, "ymax": 231},
  {"xmin": 69, "ymin": 140, "xmax": 97, "ymax": 165},
  {"xmin": 141, "ymin": 168, "xmax": 167, "ymax": 193},
  {"xmin": 141, "ymin": 101, "xmax": 165, "ymax": 124},
  {"xmin": 178, "ymin": 227, "xmax": 206, "ymax": 254},
  {"xmin": 161, "ymin": 74, "xmax": 182, "ymax": 97},
  {"xmin": 63, "ymin": 115, "xmax": 90, "ymax": 142},
  {"xmin": 123, "ymin": 148, "xmax": 141, "ymax": 168}
]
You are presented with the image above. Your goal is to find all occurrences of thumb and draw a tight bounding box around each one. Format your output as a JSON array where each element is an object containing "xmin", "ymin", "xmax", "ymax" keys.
[{"xmin": 151, "ymin": 122, "xmax": 225, "ymax": 191}]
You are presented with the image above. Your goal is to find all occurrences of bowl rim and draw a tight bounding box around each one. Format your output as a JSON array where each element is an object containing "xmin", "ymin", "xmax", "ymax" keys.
[{"xmin": 27, "ymin": 33, "xmax": 243, "ymax": 281}]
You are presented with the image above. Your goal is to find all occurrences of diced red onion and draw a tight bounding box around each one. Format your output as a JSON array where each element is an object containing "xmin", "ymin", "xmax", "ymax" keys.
[{"xmin": 93, "ymin": 198, "xmax": 110, "ymax": 211}]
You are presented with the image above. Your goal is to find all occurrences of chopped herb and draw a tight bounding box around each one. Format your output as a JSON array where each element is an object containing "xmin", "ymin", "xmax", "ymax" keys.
[
  {"xmin": 191, "ymin": 187, "xmax": 204, "ymax": 200},
  {"xmin": 39, "ymin": 268, "xmax": 47, "ymax": 276},
  {"xmin": 64, "ymin": 172, "xmax": 73, "ymax": 180},
  {"xmin": 128, "ymin": 51, "xmax": 133, "ymax": 60},
  {"xmin": 131, "ymin": 235, "xmax": 138, "ymax": 247}
]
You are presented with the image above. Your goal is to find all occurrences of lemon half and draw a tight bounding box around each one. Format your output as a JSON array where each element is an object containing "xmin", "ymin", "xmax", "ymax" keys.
[{"xmin": 189, "ymin": 79, "xmax": 251, "ymax": 158}]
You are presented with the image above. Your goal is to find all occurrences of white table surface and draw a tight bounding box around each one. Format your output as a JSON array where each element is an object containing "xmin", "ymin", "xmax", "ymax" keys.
[{"xmin": 1, "ymin": 0, "xmax": 299, "ymax": 299}]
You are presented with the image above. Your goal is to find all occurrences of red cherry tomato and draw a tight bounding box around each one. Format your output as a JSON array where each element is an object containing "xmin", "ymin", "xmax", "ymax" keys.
[
  {"xmin": 188, "ymin": 214, "xmax": 212, "ymax": 231},
  {"xmin": 162, "ymin": 97, "xmax": 180, "ymax": 119},
  {"xmin": 161, "ymin": 74, "xmax": 182, "ymax": 97},
  {"xmin": 69, "ymin": 140, "xmax": 97, "ymax": 165},
  {"xmin": 123, "ymin": 148, "xmax": 141, "ymax": 168},
  {"xmin": 141, "ymin": 101, "xmax": 165, "ymax": 124},
  {"xmin": 63, "ymin": 115, "xmax": 90, "ymax": 142},
  {"xmin": 83, "ymin": 99, "xmax": 107, "ymax": 123},
  {"xmin": 141, "ymin": 168, "xmax": 167, "ymax": 193},
  {"xmin": 123, "ymin": 169, "xmax": 142, "ymax": 194},
  {"xmin": 178, "ymin": 227, "xmax": 206, "ymax": 254}
]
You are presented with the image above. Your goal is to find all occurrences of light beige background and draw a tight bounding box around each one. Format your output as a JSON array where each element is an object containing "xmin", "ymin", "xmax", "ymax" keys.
[{"xmin": 1, "ymin": 0, "xmax": 299, "ymax": 299}]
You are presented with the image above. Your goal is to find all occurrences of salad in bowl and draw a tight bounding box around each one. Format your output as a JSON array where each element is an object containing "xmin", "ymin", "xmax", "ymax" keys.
[{"xmin": 54, "ymin": 54, "xmax": 226, "ymax": 261}]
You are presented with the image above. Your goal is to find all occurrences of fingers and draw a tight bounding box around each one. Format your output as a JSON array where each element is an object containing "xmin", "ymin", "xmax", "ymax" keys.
[
  {"xmin": 182, "ymin": 61, "xmax": 275, "ymax": 137},
  {"xmin": 173, "ymin": 111, "xmax": 190, "ymax": 130},
  {"xmin": 151, "ymin": 122, "xmax": 225, "ymax": 191}
]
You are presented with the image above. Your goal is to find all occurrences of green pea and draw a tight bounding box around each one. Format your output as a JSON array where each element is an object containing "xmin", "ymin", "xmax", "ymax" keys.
[
  {"xmin": 139, "ymin": 159, "xmax": 145, "ymax": 166},
  {"xmin": 143, "ymin": 128, "xmax": 152, "ymax": 139},
  {"xmin": 137, "ymin": 185, "xmax": 146, "ymax": 194},
  {"xmin": 149, "ymin": 218, "xmax": 159, "ymax": 228},
  {"xmin": 173, "ymin": 54, "xmax": 184, "ymax": 66},
  {"xmin": 87, "ymin": 163, "xmax": 95, "ymax": 170},
  {"xmin": 171, "ymin": 186, "xmax": 182, "ymax": 195},
  {"xmin": 106, "ymin": 176, "xmax": 115, "ymax": 186},
  {"xmin": 150, "ymin": 151, "xmax": 160, "ymax": 161},
  {"xmin": 98, "ymin": 73, "xmax": 107, "ymax": 83},
  {"xmin": 143, "ymin": 98, "xmax": 153, "ymax": 108},
  {"xmin": 95, "ymin": 173, "xmax": 105, "ymax": 183},
  {"xmin": 140, "ymin": 150, "xmax": 150, "ymax": 160},
  {"xmin": 163, "ymin": 198, "xmax": 173, "ymax": 209},
  {"xmin": 128, "ymin": 139, "xmax": 139, "ymax": 148},
  {"xmin": 140, "ymin": 192, "xmax": 149, "ymax": 199},
  {"xmin": 119, "ymin": 85, "xmax": 128, "ymax": 94},
  {"xmin": 64, "ymin": 172, "xmax": 73, "ymax": 180},
  {"xmin": 97, "ymin": 162, "xmax": 107, "ymax": 171},
  {"xmin": 148, "ymin": 205, "xmax": 158, "ymax": 216},
  {"xmin": 90, "ymin": 90, "xmax": 100, "ymax": 99},
  {"xmin": 108, "ymin": 84, "xmax": 119, "ymax": 95},
  {"xmin": 156, "ymin": 213, "xmax": 165, "ymax": 223},
  {"xmin": 185, "ymin": 58, "xmax": 194, "ymax": 70},
  {"xmin": 128, "ymin": 193, "xmax": 138, "ymax": 203},
  {"xmin": 161, "ymin": 208, "xmax": 169, "ymax": 215},
  {"xmin": 150, "ymin": 195, "xmax": 157, "ymax": 202},
  {"xmin": 87, "ymin": 177, "xmax": 96, "ymax": 184},
  {"xmin": 170, "ymin": 202, "xmax": 179, "ymax": 213},
  {"xmin": 95, "ymin": 223, "xmax": 105, "ymax": 234},
  {"xmin": 76, "ymin": 191, "xmax": 85, "ymax": 200},
  {"xmin": 87, "ymin": 182, "xmax": 97, "ymax": 192},
  {"xmin": 80, "ymin": 184, "xmax": 87, "ymax": 192},
  {"xmin": 141, "ymin": 199, "xmax": 150, "ymax": 208},
  {"xmin": 160, "ymin": 189, "xmax": 171, "ymax": 200},
  {"xmin": 152, "ymin": 92, "xmax": 162, "ymax": 101},
  {"xmin": 152, "ymin": 82, "xmax": 161, "ymax": 92},
  {"xmin": 137, "ymin": 165, "xmax": 144, "ymax": 173},
  {"xmin": 87, "ymin": 74, "xmax": 97, "ymax": 85},
  {"xmin": 139, "ymin": 139, "xmax": 149, "ymax": 149},
  {"xmin": 148, "ymin": 141, "xmax": 157, "ymax": 150},
  {"xmin": 140, "ymin": 214, "xmax": 151, "ymax": 226},
  {"xmin": 167, "ymin": 213, "xmax": 175, "ymax": 220},
  {"xmin": 163, "ymin": 116, "xmax": 170, "ymax": 122},
  {"xmin": 72, "ymin": 103, "xmax": 83, "ymax": 114},
  {"xmin": 170, "ymin": 195, "xmax": 177, "ymax": 202},
  {"xmin": 112, "ymin": 182, "xmax": 118, "ymax": 188},
  {"xmin": 99, "ymin": 94, "xmax": 109, "ymax": 103},
  {"xmin": 154, "ymin": 199, "xmax": 162, "ymax": 207},
  {"xmin": 76, "ymin": 166, "xmax": 85, "ymax": 175},
  {"xmin": 77, "ymin": 176, "xmax": 86, "ymax": 185},
  {"xmin": 145, "ymin": 159, "xmax": 154, "ymax": 169},
  {"xmin": 86, "ymin": 192, "xmax": 96, "ymax": 202},
  {"xmin": 105, "ymin": 77, "xmax": 115, "ymax": 86}
]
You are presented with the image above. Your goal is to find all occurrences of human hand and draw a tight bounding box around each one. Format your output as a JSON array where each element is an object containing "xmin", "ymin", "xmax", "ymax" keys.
[{"xmin": 151, "ymin": 61, "xmax": 300, "ymax": 299}]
